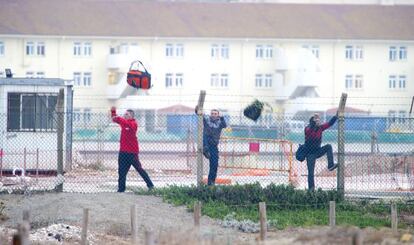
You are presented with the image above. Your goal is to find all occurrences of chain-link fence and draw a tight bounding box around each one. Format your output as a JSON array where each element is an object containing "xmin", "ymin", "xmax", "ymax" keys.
[{"xmin": 0, "ymin": 111, "xmax": 413, "ymax": 200}]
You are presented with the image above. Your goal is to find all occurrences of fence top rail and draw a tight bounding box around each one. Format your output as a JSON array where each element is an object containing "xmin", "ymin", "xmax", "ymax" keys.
[{"xmin": 221, "ymin": 136, "xmax": 293, "ymax": 145}]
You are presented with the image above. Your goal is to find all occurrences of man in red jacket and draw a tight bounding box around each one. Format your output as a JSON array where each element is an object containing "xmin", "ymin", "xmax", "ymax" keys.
[{"xmin": 111, "ymin": 107, "xmax": 154, "ymax": 192}]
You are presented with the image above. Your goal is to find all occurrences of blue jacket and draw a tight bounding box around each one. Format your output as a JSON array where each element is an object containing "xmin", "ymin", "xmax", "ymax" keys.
[{"xmin": 203, "ymin": 116, "xmax": 227, "ymax": 146}]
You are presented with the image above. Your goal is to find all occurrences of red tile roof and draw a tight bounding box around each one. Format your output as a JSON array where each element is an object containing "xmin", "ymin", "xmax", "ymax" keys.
[{"xmin": 1, "ymin": 0, "xmax": 414, "ymax": 39}]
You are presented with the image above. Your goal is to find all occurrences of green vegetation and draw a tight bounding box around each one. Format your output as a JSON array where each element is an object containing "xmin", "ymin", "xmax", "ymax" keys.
[{"xmin": 133, "ymin": 183, "xmax": 414, "ymax": 229}]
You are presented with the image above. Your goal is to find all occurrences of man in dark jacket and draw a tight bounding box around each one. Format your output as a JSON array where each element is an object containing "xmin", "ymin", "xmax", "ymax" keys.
[
  {"xmin": 111, "ymin": 107, "xmax": 154, "ymax": 192},
  {"xmin": 305, "ymin": 113, "xmax": 338, "ymax": 191},
  {"xmin": 196, "ymin": 107, "xmax": 227, "ymax": 185}
]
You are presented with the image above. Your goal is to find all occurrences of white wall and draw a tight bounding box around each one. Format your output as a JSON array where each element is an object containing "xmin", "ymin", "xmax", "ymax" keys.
[{"xmin": 0, "ymin": 35, "xmax": 412, "ymax": 116}]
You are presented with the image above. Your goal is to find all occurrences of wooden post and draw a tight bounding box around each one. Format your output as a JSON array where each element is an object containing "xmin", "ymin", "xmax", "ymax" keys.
[
  {"xmin": 194, "ymin": 201, "xmax": 202, "ymax": 227},
  {"xmin": 196, "ymin": 90, "xmax": 206, "ymax": 186},
  {"xmin": 391, "ymin": 203, "xmax": 398, "ymax": 235},
  {"xmin": 145, "ymin": 229, "xmax": 155, "ymax": 245},
  {"xmin": 259, "ymin": 202, "xmax": 267, "ymax": 241},
  {"xmin": 56, "ymin": 89, "xmax": 65, "ymax": 192},
  {"xmin": 337, "ymin": 93, "xmax": 347, "ymax": 199},
  {"xmin": 352, "ymin": 230, "xmax": 363, "ymax": 245},
  {"xmin": 22, "ymin": 209, "xmax": 30, "ymax": 222},
  {"xmin": 81, "ymin": 208, "xmax": 89, "ymax": 245},
  {"xmin": 130, "ymin": 205, "xmax": 138, "ymax": 244},
  {"xmin": 16, "ymin": 221, "xmax": 30, "ymax": 245},
  {"xmin": 329, "ymin": 201, "xmax": 336, "ymax": 228}
]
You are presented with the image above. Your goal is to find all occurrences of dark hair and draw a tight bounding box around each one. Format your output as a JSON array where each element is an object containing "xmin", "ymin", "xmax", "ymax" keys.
[
  {"xmin": 309, "ymin": 116, "xmax": 316, "ymax": 128},
  {"xmin": 126, "ymin": 109, "xmax": 135, "ymax": 118}
]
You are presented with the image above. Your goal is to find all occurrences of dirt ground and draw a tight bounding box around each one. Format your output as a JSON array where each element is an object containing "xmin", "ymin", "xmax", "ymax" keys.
[{"xmin": 0, "ymin": 193, "xmax": 413, "ymax": 244}]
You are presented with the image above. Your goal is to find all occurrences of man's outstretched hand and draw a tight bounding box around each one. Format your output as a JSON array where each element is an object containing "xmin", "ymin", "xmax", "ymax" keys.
[{"xmin": 111, "ymin": 106, "xmax": 116, "ymax": 117}]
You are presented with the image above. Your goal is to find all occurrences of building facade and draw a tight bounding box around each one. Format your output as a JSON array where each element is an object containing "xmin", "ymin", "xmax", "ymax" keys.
[{"xmin": 0, "ymin": 1, "xmax": 413, "ymax": 124}]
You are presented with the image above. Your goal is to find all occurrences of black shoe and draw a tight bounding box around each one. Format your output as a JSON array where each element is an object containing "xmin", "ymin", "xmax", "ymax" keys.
[{"xmin": 328, "ymin": 164, "xmax": 338, "ymax": 171}]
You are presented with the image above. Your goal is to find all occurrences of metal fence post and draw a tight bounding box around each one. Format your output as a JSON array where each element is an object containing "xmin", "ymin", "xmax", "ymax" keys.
[
  {"xmin": 337, "ymin": 93, "xmax": 347, "ymax": 199},
  {"xmin": 409, "ymin": 96, "xmax": 413, "ymax": 132},
  {"xmin": 196, "ymin": 90, "xmax": 206, "ymax": 186},
  {"xmin": 56, "ymin": 88, "xmax": 65, "ymax": 192}
]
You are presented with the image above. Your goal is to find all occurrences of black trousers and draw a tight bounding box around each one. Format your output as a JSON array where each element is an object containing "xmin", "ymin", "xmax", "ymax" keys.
[
  {"xmin": 118, "ymin": 152, "xmax": 154, "ymax": 192},
  {"xmin": 306, "ymin": 144, "xmax": 334, "ymax": 191}
]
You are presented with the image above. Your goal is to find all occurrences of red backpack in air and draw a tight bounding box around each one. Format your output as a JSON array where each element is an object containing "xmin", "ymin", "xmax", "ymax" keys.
[{"xmin": 127, "ymin": 60, "xmax": 152, "ymax": 90}]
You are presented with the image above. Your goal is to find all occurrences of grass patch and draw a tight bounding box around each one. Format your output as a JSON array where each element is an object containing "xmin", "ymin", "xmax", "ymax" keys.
[{"xmin": 133, "ymin": 183, "xmax": 414, "ymax": 230}]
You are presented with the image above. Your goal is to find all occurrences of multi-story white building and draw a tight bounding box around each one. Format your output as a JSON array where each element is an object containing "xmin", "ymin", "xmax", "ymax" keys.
[{"xmin": 0, "ymin": 0, "xmax": 413, "ymax": 123}]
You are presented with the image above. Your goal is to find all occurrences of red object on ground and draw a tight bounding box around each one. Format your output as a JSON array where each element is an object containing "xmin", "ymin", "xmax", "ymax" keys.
[{"xmin": 249, "ymin": 142, "xmax": 260, "ymax": 153}]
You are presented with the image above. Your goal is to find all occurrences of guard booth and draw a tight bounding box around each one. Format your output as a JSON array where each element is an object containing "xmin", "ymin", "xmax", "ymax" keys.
[{"xmin": 0, "ymin": 77, "xmax": 73, "ymax": 177}]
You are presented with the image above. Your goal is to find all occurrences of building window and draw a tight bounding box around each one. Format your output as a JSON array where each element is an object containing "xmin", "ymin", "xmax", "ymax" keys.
[
  {"xmin": 26, "ymin": 41, "xmax": 45, "ymax": 56},
  {"xmin": 119, "ymin": 43, "xmax": 128, "ymax": 54},
  {"xmin": 399, "ymin": 46, "xmax": 407, "ymax": 60},
  {"xmin": 255, "ymin": 74, "xmax": 262, "ymax": 87},
  {"xmin": 26, "ymin": 42, "xmax": 35, "ymax": 55},
  {"xmin": 354, "ymin": 75, "xmax": 363, "ymax": 89},
  {"xmin": 0, "ymin": 41, "xmax": 4, "ymax": 56},
  {"xmin": 220, "ymin": 74, "xmax": 228, "ymax": 87},
  {"xmin": 389, "ymin": 46, "xmax": 397, "ymax": 61},
  {"xmin": 345, "ymin": 75, "xmax": 353, "ymax": 89},
  {"xmin": 211, "ymin": 44, "xmax": 229, "ymax": 59},
  {"xmin": 256, "ymin": 45, "xmax": 273, "ymax": 59},
  {"xmin": 256, "ymin": 45, "xmax": 264, "ymax": 58},
  {"xmin": 165, "ymin": 73, "xmax": 173, "ymax": 87},
  {"xmin": 7, "ymin": 93, "xmax": 58, "ymax": 132},
  {"xmin": 175, "ymin": 73, "xmax": 183, "ymax": 87},
  {"xmin": 255, "ymin": 74, "xmax": 273, "ymax": 88},
  {"xmin": 345, "ymin": 74, "xmax": 363, "ymax": 90},
  {"xmin": 265, "ymin": 74, "xmax": 273, "ymax": 87},
  {"xmin": 73, "ymin": 72, "xmax": 82, "ymax": 86},
  {"xmin": 303, "ymin": 45, "xmax": 319, "ymax": 58},
  {"xmin": 26, "ymin": 71, "xmax": 34, "ymax": 78},
  {"xmin": 265, "ymin": 45, "xmax": 273, "ymax": 58},
  {"xmin": 389, "ymin": 75, "xmax": 396, "ymax": 89},
  {"xmin": 84, "ymin": 42, "xmax": 92, "ymax": 56},
  {"xmin": 211, "ymin": 44, "xmax": 219, "ymax": 58},
  {"xmin": 175, "ymin": 44, "xmax": 184, "ymax": 57},
  {"xmin": 74, "ymin": 42, "xmax": 82, "ymax": 56},
  {"xmin": 36, "ymin": 42, "xmax": 45, "ymax": 56},
  {"xmin": 73, "ymin": 109, "xmax": 81, "ymax": 123},
  {"xmin": 83, "ymin": 72, "xmax": 92, "ymax": 86},
  {"xmin": 83, "ymin": 108, "xmax": 92, "ymax": 123},
  {"xmin": 389, "ymin": 75, "xmax": 406, "ymax": 89},
  {"xmin": 221, "ymin": 45, "xmax": 229, "ymax": 59},
  {"xmin": 26, "ymin": 71, "xmax": 45, "ymax": 78},
  {"xmin": 211, "ymin": 74, "xmax": 228, "ymax": 88},
  {"xmin": 166, "ymin": 44, "xmax": 174, "ymax": 57},
  {"xmin": 73, "ymin": 72, "xmax": 91, "ymax": 87},
  {"xmin": 165, "ymin": 73, "xmax": 183, "ymax": 88},
  {"xmin": 388, "ymin": 110, "xmax": 396, "ymax": 124},
  {"xmin": 355, "ymin": 46, "xmax": 364, "ymax": 60},
  {"xmin": 345, "ymin": 45, "xmax": 363, "ymax": 60},
  {"xmin": 0, "ymin": 71, "xmax": 4, "ymax": 78},
  {"xmin": 345, "ymin": 45, "xmax": 353, "ymax": 60},
  {"xmin": 398, "ymin": 110, "xmax": 406, "ymax": 124},
  {"xmin": 74, "ymin": 42, "xmax": 92, "ymax": 56},
  {"xmin": 399, "ymin": 75, "xmax": 406, "ymax": 89},
  {"xmin": 210, "ymin": 73, "xmax": 219, "ymax": 87}
]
